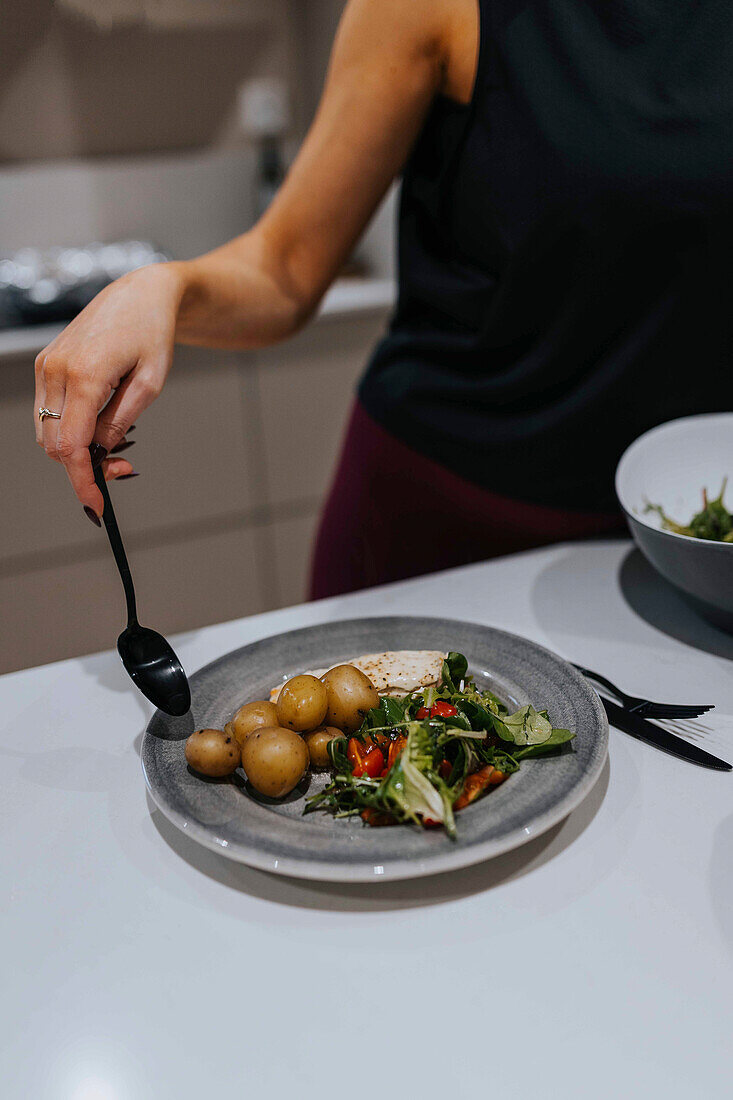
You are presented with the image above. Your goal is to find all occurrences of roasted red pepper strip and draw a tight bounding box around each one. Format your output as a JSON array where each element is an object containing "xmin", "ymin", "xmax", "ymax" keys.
[
  {"xmin": 438, "ymin": 758, "xmax": 453, "ymax": 780},
  {"xmin": 387, "ymin": 735, "xmax": 407, "ymax": 770},
  {"xmin": 346, "ymin": 738, "xmax": 363, "ymax": 768},
  {"xmin": 453, "ymin": 765, "xmax": 506, "ymax": 810},
  {"xmin": 361, "ymin": 808, "xmax": 397, "ymax": 827},
  {"xmin": 416, "ymin": 706, "xmax": 430, "ymax": 720}
]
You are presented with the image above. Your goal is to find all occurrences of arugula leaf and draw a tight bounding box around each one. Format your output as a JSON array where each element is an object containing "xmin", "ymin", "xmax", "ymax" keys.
[
  {"xmin": 514, "ymin": 728, "xmax": 575, "ymax": 759},
  {"xmin": 475, "ymin": 744, "xmax": 520, "ymax": 773},
  {"xmin": 690, "ymin": 479, "xmax": 733, "ymax": 541},
  {"xmin": 445, "ymin": 738, "xmax": 472, "ymax": 787},
  {"xmin": 359, "ymin": 695, "xmax": 411, "ymax": 736},
  {"xmin": 491, "ymin": 704, "xmax": 553, "ymax": 746},
  {"xmin": 381, "ymin": 695, "xmax": 410, "ymax": 725},
  {"xmin": 645, "ymin": 479, "xmax": 733, "ymax": 543},
  {"xmin": 327, "ymin": 735, "xmax": 350, "ymax": 772}
]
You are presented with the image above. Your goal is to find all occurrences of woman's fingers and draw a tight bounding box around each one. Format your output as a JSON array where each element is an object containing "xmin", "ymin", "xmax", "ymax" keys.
[
  {"xmin": 57, "ymin": 392, "xmax": 107, "ymax": 515},
  {"xmin": 102, "ymin": 456, "xmax": 135, "ymax": 480},
  {"xmin": 33, "ymin": 353, "xmax": 46, "ymax": 446},
  {"xmin": 35, "ymin": 353, "xmax": 157, "ymax": 513},
  {"xmin": 40, "ymin": 372, "xmax": 66, "ymax": 461},
  {"xmin": 92, "ymin": 363, "xmax": 163, "ymax": 455}
]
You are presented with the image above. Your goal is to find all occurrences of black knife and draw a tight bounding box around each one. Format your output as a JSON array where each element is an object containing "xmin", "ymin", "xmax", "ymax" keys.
[{"xmin": 600, "ymin": 696, "xmax": 732, "ymax": 771}]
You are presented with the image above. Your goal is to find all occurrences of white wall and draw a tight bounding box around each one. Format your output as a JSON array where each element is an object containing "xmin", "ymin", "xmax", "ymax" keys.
[{"xmin": 0, "ymin": 0, "xmax": 395, "ymax": 275}]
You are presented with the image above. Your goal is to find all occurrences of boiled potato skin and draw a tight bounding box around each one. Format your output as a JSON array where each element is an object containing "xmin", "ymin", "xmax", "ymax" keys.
[
  {"xmin": 241, "ymin": 726, "xmax": 309, "ymax": 798},
  {"xmin": 303, "ymin": 725, "xmax": 342, "ymax": 768},
  {"xmin": 185, "ymin": 728, "xmax": 241, "ymax": 777},
  {"xmin": 276, "ymin": 674, "xmax": 328, "ymax": 733},
  {"xmin": 230, "ymin": 700, "xmax": 279, "ymax": 747},
  {"xmin": 321, "ymin": 665, "xmax": 379, "ymax": 735}
]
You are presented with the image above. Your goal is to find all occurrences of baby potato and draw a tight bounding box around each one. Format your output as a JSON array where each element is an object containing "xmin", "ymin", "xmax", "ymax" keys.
[
  {"xmin": 185, "ymin": 728, "xmax": 241, "ymax": 777},
  {"xmin": 276, "ymin": 674, "xmax": 328, "ymax": 732},
  {"xmin": 321, "ymin": 664, "xmax": 379, "ymax": 734},
  {"xmin": 241, "ymin": 726, "xmax": 309, "ymax": 798},
  {"xmin": 303, "ymin": 725, "xmax": 342, "ymax": 768},
  {"xmin": 229, "ymin": 700, "xmax": 279, "ymax": 747}
]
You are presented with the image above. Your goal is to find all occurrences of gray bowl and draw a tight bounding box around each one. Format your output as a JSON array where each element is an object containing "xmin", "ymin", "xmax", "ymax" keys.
[{"xmin": 616, "ymin": 415, "xmax": 733, "ymax": 632}]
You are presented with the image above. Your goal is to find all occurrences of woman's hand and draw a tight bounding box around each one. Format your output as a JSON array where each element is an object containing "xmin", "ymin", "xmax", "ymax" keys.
[{"xmin": 34, "ymin": 262, "xmax": 185, "ymax": 518}]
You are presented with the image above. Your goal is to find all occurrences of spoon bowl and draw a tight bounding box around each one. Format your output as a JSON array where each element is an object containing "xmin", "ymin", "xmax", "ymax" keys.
[{"xmin": 118, "ymin": 624, "xmax": 191, "ymax": 716}]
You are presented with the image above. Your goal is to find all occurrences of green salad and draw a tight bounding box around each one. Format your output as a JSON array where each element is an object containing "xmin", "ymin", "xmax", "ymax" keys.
[
  {"xmin": 304, "ymin": 652, "xmax": 574, "ymax": 838},
  {"xmin": 645, "ymin": 479, "xmax": 733, "ymax": 543}
]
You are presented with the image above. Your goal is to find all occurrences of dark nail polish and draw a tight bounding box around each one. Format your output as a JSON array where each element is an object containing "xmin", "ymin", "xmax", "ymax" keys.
[
  {"xmin": 127, "ymin": 424, "xmax": 136, "ymax": 433},
  {"xmin": 111, "ymin": 439, "xmax": 136, "ymax": 455},
  {"xmin": 116, "ymin": 472, "xmax": 140, "ymax": 480},
  {"xmin": 84, "ymin": 505, "xmax": 102, "ymax": 527},
  {"xmin": 89, "ymin": 443, "xmax": 108, "ymax": 469}
]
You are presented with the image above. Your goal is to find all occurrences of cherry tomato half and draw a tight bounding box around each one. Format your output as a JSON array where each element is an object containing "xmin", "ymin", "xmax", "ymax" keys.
[
  {"xmin": 416, "ymin": 702, "xmax": 458, "ymax": 720},
  {"xmin": 348, "ymin": 738, "xmax": 385, "ymax": 778},
  {"xmin": 359, "ymin": 747, "xmax": 385, "ymax": 778},
  {"xmin": 431, "ymin": 700, "xmax": 458, "ymax": 719}
]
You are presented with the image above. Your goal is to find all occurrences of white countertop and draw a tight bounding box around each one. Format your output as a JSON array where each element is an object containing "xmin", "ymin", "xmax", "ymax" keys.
[
  {"xmin": 2, "ymin": 539, "xmax": 732, "ymax": 1099},
  {"xmin": 0, "ymin": 276, "xmax": 396, "ymax": 360}
]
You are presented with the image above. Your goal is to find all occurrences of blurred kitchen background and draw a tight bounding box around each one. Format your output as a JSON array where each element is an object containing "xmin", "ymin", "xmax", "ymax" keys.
[{"xmin": 0, "ymin": 0, "xmax": 396, "ymax": 675}]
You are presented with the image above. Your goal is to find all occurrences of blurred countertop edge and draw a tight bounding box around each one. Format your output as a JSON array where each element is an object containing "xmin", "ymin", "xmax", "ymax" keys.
[{"xmin": 0, "ymin": 276, "xmax": 396, "ymax": 361}]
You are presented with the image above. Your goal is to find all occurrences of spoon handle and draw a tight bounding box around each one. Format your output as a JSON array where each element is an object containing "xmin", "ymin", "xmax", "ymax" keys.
[{"xmin": 93, "ymin": 464, "xmax": 138, "ymax": 627}]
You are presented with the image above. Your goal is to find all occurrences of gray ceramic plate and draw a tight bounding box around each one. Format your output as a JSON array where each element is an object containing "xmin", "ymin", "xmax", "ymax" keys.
[{"xmin": 142, "ymin": 616, "xmax": 608, "ymax": 882}]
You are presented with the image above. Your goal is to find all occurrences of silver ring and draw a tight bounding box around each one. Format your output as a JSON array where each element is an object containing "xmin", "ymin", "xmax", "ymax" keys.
[{"xmin": 38, "ymin": 407, "xmax": 62, "ymax": 422}]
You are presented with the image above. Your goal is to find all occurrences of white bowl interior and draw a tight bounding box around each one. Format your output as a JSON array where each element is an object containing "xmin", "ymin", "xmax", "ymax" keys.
[{"xmin": 616, "ymin": 414, "xmax": 733, "ymax": 538}]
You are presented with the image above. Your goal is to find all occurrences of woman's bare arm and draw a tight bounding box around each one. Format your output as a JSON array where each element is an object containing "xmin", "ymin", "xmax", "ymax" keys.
[
  {"xmin": 34, "ymin": 0, "xmax": 468, "ymax": 515},
  {"xmin": 175, "ymin": 0, "xmax": 452, "ymax": 347}
]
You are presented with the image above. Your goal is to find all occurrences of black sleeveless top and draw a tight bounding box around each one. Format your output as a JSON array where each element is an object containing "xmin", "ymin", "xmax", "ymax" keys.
[{"xmin": 359, "ymin": 0, "xmax": 733, "ymax": 512}]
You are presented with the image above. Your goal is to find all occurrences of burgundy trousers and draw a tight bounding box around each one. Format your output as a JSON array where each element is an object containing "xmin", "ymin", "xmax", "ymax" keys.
[{"xmin": 309, "ymin": 402, "xmax": 625, "ymax": 600}]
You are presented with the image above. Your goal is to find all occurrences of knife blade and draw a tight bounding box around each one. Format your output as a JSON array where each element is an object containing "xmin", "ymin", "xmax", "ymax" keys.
[{"xmin": 600, "ymin": 697, "xmax": 732, "ymax": 771}]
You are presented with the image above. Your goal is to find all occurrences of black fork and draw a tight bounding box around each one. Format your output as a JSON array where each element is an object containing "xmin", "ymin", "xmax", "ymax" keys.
[{"xmin": 572, "ymin": 666, "xmax": 714, "ymax": 721}]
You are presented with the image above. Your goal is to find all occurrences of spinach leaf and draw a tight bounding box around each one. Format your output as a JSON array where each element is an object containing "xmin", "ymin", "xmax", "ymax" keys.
[
  {"xmin": 441, "ymin": 652, "xmax": 468, "ymax": 693},
  {"xmin": 491, "ymin": 704, "xmax": 553, "ymax": 746},
  {"xmin": 514, "ymin": 728, "xmax": 575, "ymax": 759},
  {"xmin": 459, "ymin": 699, "xmax": 496, "ymax": 732}
]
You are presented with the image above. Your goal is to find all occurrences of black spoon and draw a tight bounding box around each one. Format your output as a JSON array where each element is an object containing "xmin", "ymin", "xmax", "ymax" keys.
[{"xmin": 92, "ymin": 462, "xmax": 191, "ymax": 716}]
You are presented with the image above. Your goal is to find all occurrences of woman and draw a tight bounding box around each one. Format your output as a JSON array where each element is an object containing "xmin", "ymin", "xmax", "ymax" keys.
[{"xmin": 35, "ymin": 0, "xmax": 733, "ymax": 597}]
